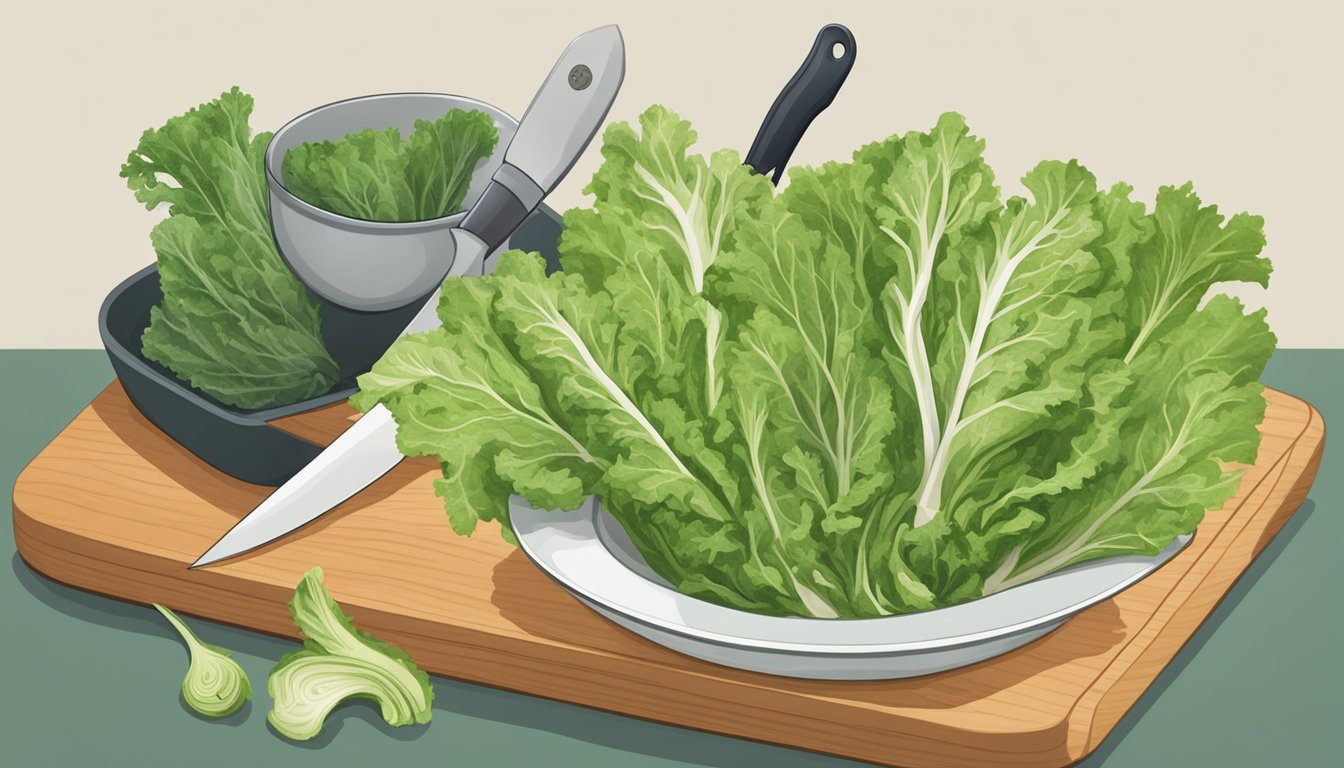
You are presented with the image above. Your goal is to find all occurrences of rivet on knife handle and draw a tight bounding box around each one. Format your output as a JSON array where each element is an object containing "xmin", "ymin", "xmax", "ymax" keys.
[{"xmin": 460, "ymin": 24, "xmax": 626, "ymax": 257}]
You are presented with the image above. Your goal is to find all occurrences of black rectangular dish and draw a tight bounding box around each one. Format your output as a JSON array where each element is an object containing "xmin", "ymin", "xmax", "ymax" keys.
[{"xmin": 99, "ymin": 206, "xmax": 563, "ymax": 486}]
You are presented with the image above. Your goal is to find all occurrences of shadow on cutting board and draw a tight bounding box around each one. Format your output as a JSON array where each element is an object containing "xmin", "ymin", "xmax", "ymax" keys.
[
  {"xmin": 490, "ymin": 546, "xmax": 1128, "ymax": 710},
  {"xmin": 90, "ymin": 389, "xmax": 273, "ymax": 513},
  {"xmin": 88, "ymin": 390, "xmax": 421, "ymax": 527},
  {"xmin": 10, "ymin": 497, "xmax": 1316, "ymax": 767}
]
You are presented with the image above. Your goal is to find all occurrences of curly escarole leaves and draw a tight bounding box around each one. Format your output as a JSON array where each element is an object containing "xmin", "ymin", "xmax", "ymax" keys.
[
  {"xmin": 268, "ymin": 568, "xmax": 432, "ymax": 741},
  {"xmin": 281, "ymin": 108, "xmax": 499, "ymax": 222},
  {"xmin": 121, "ymin": 88, "xmax": 338, "ymax": 409},
  {"xmin": 560, "ymin": 106, "xmax": 774, "ymax": 419},
  {"xmin": 358, "ymin": 107, "xmax": 1275, "ymax": 617}
]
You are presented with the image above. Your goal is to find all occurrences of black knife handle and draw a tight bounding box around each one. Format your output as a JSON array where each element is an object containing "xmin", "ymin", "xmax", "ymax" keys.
[{"xmin": 744, "ymin": 23, "xmax": 856, "ymax": 184}]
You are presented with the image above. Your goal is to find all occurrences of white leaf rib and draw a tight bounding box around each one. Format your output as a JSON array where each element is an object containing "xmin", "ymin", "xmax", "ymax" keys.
[
  {"xmin": 746, "ymin": 336, "xmax": 836, "ymax": 469},
  {"xmin": 391, "ymin": 353, "xmax": 598, "ymax": 465},
  {"xmin": 633, "ymin": 163, "xmax": 707, "ymax": 292},
  {"xmin": 736, "ymin": 397, "xmax": 838, "ymax": 619},
  {"xmin": 913, "ymin": 202, "xmax": 1074, "ymax": 527},
  {"xmin": 989, "ymin": 421, "xmax": 1192, "ymax": 592},
  {"xmin": 521, "ymin": 294, "xmax": 694, "ymax": 479}
]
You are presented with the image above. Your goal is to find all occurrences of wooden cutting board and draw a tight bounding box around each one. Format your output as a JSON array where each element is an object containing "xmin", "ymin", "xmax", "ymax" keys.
[{"xmin": 13, "ymin": 382, "xmax": 1324, "ymax": 768}]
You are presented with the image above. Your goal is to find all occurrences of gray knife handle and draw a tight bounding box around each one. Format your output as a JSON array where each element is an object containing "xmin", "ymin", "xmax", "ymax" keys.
[
  {"xmin": 506, "ymin": 25, "xmax": 625, "ymax": 194},
  {"xmin": 399, "ymin": 25, "xmax": 626, "ymax": 338},
  {"xmin": 457, "ymin": 25, "xmax": 625, "ymax": 268},
  {"xmin": 461, "ymin": 176, "xmax": 531, "ymax": 254}
]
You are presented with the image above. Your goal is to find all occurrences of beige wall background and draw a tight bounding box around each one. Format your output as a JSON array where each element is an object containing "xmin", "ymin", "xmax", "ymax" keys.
[{"xmin": 1, "ymin": 0, "xmax": 1340, "ymax": 348}]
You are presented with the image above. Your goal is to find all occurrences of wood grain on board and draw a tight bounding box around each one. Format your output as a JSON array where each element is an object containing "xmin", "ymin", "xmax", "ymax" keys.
[{"xmin": 12, "ymin": 382, "xmax": 1325, "ymax": 768}]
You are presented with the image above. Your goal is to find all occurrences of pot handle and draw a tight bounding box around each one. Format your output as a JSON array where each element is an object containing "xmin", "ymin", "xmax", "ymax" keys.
[{"xmin": 744, "ymin": 23, "xmax": 857, "ymax": 184}]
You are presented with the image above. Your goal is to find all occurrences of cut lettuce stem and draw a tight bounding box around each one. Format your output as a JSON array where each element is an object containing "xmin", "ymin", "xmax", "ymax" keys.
[
  {"xmin": 154, "ymin": 603, "xmax": 252, "ymax": 718},
  {"xmin": 267, "ymin": 568, "xmax": 433, "ymax": 741}
]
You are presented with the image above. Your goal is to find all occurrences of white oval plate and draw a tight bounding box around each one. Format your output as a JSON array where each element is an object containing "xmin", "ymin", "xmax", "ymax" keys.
[{"xmin": 511, "ymin": 497, "xmax": 1192, "ymax": 680}]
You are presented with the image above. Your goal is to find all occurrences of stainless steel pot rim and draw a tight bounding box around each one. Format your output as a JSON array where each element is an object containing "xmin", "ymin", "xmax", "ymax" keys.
[{"xmin": 263, "ymin": 92, "xmax": 518, "ymax": 233}]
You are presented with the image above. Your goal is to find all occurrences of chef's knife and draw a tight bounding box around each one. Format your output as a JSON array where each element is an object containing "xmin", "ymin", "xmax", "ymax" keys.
[{"xmin": 192, "ymin": 25, "xmax": 625, "ymax": 568}]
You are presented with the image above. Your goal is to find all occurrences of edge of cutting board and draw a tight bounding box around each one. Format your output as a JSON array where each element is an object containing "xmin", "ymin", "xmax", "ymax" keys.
[
  {"xmin": 1064, "ymin": 389, "xmax": 1324, "ymax": 760},
  {"xmin": 11, "ymin": 382, "xmax": 1326, "ymax": 768}
]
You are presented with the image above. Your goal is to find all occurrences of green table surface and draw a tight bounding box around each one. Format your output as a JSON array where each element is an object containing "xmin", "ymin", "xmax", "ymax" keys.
[{"xmin": 2, "ymin": 349, "xmax": 1338, "ymax": 768}]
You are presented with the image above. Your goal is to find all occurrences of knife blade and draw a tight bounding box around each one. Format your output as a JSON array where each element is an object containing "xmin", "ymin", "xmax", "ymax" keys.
[{"xmin": 193, "ymin": 25, "xmax": 625, "ymax": 568}]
